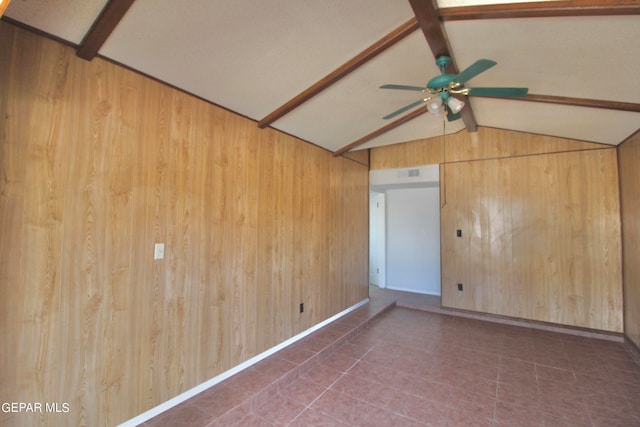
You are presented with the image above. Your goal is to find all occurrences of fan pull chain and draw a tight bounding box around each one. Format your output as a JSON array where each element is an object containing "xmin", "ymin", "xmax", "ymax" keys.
[{"xmin": 441, "ymin": 118, "xmax": 447, "ymax": 208}]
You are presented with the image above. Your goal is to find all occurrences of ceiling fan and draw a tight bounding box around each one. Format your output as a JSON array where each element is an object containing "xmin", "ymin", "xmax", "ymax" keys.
[{"xmin": 380, "ymin": 56, "xmax": 528, "ymax": 121}]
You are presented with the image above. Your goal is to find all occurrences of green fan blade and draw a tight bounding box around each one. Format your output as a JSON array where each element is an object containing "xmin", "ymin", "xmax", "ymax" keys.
[
  {"xmin": 383, "ymin": 98, "xmax": 427, "ymax": 120},
  {"xmin": 380, "ymin": 84, "xmax": 427, "ymax": 91},
  {"xmin": 445, "ymin": 105, "xmax": 461, "ymax": 122},
  {"xmin": 467, "ymin": 87, "xmax": 528, "ymax": 97},
  {"xmin": 453, "ymin": 59, "xmax": 497, "ymax": 85}
]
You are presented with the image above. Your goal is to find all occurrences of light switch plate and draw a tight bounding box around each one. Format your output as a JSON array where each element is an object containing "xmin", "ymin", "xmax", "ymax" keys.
[{"xmin": 154, "ymin": 243, "xmax": 165, "ymax": 260}]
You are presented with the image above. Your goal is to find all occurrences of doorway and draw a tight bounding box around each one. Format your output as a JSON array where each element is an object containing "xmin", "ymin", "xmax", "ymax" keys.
[{"xmin": 369, "ymin": 165, "xmax": 441, "ymax": 296}]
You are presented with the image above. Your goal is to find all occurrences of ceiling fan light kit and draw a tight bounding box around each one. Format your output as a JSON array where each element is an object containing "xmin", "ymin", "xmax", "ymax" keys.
[
  {"xmin": 425, "ymin": 93, "xmax": 464, "ymax": 116},
  {"xmin": 440, "ymin": 92, "xmax": 465, "ymax": 114},
  {"xmin": 427, "ymin": 98, "xmax": 444, "ymax": 116},
  {"xmin": 381, "ymin": 56, "xmax": 528, "ymax": 121}
]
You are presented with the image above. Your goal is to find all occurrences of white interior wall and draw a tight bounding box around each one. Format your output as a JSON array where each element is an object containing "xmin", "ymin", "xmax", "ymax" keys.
[
  {"xmin": 386, "ymin": 186, "xmax": 441, "ymax": 295},
  {"xmin": 369, "ymin": 191, "xmax": 386, "ymax": 287}
]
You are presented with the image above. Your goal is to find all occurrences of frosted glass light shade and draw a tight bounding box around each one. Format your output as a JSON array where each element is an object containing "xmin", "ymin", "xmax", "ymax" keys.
[
  {"xmin": 447, "ymin": 97, "xmax": 465, "ymax": 114},
  {"xmin": 427, "ymin": 98, "xmax": 443, "ymax": 115}
]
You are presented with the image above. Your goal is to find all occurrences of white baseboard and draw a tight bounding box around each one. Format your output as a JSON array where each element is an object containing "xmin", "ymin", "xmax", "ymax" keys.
[
  {"xmin": 118, "ymin": 298, "xmax": 369, "ymax": 427},
  {"xmin": 385, "ymin": 285, "xmax": 441, "ymax": 296}
]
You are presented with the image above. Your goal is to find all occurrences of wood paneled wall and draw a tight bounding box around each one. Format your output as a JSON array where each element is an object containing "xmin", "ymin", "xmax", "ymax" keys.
[
  {"xmin": 369, "ymin": 128, "xmax": 623, "ymax": 332},
  {"xmin": 440, "ymin": 149, "xmax": 622, "ymax": 331},
  {"xmin": 618, "ymin": 131, "xmax": 640, "ymax": 348},
  {"xmin": 0, "ymin": 23, "xmax": 368, "ymax": 426}
]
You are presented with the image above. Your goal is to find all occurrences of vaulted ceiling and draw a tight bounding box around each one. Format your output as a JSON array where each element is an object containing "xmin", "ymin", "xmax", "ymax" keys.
[{"xmin": 4, "ymin": 0, "xmax": 640, "ymax": 155}]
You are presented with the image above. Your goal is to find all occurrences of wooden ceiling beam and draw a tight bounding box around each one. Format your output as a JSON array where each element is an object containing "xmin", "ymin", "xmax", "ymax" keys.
[
  {"xmin": 315, "ymin": 0, "xmax": 640, "ymax": 157},
  {"xmin": 257, "ymin": 18, "xmax": 419, "ymax": 129},
  {"xmin": 333, "ymin": 107, "xmax": 427, "ymax": 157},
  {"xmin": 439, "ymin": 0, "xmax": 640, "ymax": 21},
  {"xmin": 77, "ymin": 0, "xmax": 136, "ymax": 60},
  {"xmin": 0, "ymin": 0, "xmax": 13, "ymax": 18},
  {"xmin": 333, "ymin": 0, "xmax": 483, "ymax": 156},
  {"xmin": 407, "ymin": 0, "xmax": 478, "ymax": 133},
  {"xmin": 333, "ymin": 93, "xmax": 640, "ymax": 156},
  {"xmin": 505, "ymin": 93, "xmax": 640, "ymax": 113},
  {"xmin": 407, "ymin": 0, "xmax": 449, "ymax": 61}
]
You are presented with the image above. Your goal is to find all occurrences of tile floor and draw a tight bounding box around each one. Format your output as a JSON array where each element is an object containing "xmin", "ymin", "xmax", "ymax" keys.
[{"xmin": 142, "ymin": 288, "xmax": 640, "ymax": 426}]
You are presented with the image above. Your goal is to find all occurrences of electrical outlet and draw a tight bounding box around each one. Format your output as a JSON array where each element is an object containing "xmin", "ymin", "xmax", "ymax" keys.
[
  {"xmin": 457, "ymin": 283, "xmax": 463, "ymax": 291},
  {"xmin": 299, "ymin": 303, "xmax": 304, "ymax": 313},
  {"xmin": 456, "ymin": 229, "xmax": 462, "ymax": 237}
]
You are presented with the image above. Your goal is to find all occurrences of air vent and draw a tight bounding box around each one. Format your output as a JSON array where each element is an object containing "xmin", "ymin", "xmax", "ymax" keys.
[
  {"xmin": 397, "ymin": 168, "xmax": 420, "ymax": 178},
  {"xmin": 370, "ymin": 164, "xmax": 439, "ymax": 189}
]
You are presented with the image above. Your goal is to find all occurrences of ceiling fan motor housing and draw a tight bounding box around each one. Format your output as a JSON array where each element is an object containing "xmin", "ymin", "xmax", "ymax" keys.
[
  {"xmin": 428, "ymin": 56, "xmax": 455, "ymax": 91},
  {"xmin": 427, "ymin": 74, "xmax": 456, "ymax": 91},
  {"xmin": 435, "ymin": 55, "xmax": 452, "ymax": 69}
]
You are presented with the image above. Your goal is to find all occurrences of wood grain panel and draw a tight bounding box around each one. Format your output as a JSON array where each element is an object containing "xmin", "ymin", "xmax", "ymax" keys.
[
  {"xmin": 0, "ymin": 22, "xmax": 48, "ymax": 427},
  {"xmin": 618, "ymin": 131, "xmax": 640, "ymax": 348},
  {"xmin": 341, "ymin": 148, "xmax": 369, "ymax": 167},
  {"xmin": 370, "ymin": 127, "xmax": 605, "ymax": 169},
  {"xmin": 441, "ymin": 149, "xmax": 623, "ymax": 331},
  {"xmin": 370, "ymin": 124, "xmax": 622, "ymax": 332},
  {"xmin": 0, "ymin": 22, "xmax": 369, "ymax": 426},
  {"xmin": 0, "ymin": 25, "xmax": 18, "ymax": 427}
]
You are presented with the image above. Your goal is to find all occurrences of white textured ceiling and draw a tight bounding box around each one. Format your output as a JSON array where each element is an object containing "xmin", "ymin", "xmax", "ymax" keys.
[
  {"xmin": 5, "ymin": 0, "xmax": 107, "ymax": 43},
  {"xmin": 5, "ymin": 0, "xmax": 640, "ymax": 153}
]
